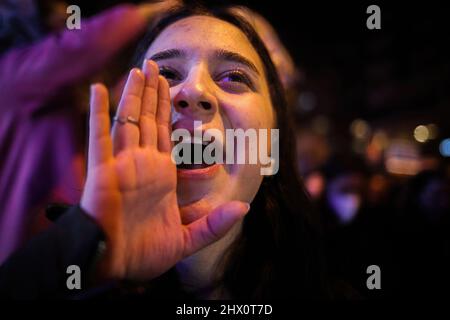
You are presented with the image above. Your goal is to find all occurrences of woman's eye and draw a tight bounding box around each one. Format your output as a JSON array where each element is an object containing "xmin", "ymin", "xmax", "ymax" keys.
[
  {"xmin": 159, "ymin": 67, "xmax": 181, "ymax": 85},
  {"xmin": 217, "ymin": 70, "xmax": 255, "ymax": 91}
]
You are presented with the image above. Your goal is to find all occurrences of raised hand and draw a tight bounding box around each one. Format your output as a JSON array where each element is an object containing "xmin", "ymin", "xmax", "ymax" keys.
[{"xmin": 80, "ymin": 60, "xmax": 249, "ymax": 281}]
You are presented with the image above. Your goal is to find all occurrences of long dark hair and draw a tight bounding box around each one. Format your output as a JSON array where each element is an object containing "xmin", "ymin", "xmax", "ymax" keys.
[{"xmin": 133, "ymin": 4, "xmax": 330, "ymax": 299}]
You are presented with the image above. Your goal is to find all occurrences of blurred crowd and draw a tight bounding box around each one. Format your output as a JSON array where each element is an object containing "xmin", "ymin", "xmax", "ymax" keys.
[
  {"xmin": 0, "ymin": 0, "xmax": 449, "ymax": 299},
  {"xmin": 296, "ymin": 126, "xmax": 450, "ymax": 298}
]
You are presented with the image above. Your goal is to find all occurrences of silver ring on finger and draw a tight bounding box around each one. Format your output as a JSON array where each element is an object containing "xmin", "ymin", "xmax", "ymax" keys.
[{"xmin": 113, "ymin": 115, "xmax": 140, "ymax": 127}]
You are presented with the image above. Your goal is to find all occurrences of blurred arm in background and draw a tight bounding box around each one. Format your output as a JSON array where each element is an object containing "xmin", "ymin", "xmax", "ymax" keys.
[{"xmin": 0, "ymin": 1, "xmax": 177, "ymax": 264}]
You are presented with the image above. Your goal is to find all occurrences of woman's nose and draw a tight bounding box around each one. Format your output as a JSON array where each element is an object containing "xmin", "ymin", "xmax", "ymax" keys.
[{"xmin": 172, "ymin": 76, "xmax": 218, "ymax": 120}]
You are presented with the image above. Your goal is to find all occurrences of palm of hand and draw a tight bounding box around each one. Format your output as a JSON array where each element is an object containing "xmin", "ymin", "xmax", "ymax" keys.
[{"xmin": 85, "ymin": 147, "xmax": 182, "ymax": 279}]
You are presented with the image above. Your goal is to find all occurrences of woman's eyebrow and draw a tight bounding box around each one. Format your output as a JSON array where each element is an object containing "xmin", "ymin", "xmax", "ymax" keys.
[
  {"xmin": 214, "ymin": 49, "xmax": 260, "ymax": 75},
  {"xmin": 149, "ymin": 49, "xmax": 185, "ymax": 62}
]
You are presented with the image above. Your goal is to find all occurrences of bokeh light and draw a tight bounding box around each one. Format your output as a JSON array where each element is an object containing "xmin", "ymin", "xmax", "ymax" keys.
[
  {"xmin": 439, "ymin": 138, "xmax": 450, "ymax": 157},
  {"xmin": 350, "ymin": 119, "xmax": 371, "ymax": 140},
  {"xmin": 414, "ymin": 125, "xmax": 429, "ymax": 143}
]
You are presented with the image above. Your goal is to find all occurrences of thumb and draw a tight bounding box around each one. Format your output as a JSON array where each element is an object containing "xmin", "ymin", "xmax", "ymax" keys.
[{"xmin": 182, "ymin": 201, "xmax": 250, "ymax": 257}]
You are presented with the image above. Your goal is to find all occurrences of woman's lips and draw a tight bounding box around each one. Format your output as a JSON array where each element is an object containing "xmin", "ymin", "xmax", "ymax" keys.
[{"xmin": 177, "ymin": 163, "xmax": 222, "ymax": 180}]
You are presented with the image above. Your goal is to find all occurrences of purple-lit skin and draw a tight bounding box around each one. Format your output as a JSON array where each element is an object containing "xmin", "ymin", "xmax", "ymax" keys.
[{"xmin": 0, "ymin": 5, "xmax": 147, "ymax": 263}]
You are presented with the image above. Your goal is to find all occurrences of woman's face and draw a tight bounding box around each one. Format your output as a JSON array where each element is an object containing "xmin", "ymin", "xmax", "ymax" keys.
[{"xmin": 145, "ymin": 16, "xmax": 275, "ymax": 222}]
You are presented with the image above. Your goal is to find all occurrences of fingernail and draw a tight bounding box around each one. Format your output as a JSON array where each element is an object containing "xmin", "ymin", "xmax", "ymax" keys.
[
  {"xmin": 143, "ymin": 59, "xmax": 152, "ymax": 75},
  {"xmin": 243, "ymin": 202, "xmax": 251, "ymax": 213},
  {"xmin": 90, "ymin": 83, "xmax": 98, "ymax": 94},
  {"xmin": 129, "ymin": 68, "xmax": 143, "ymax": 82},
  {"xmin": 151, "ymin": 59, "xmax": 159, "ymax": 71},
  {"xmin": 131, "ymin": 67, "xmax": 142, "ymax": 76}
]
